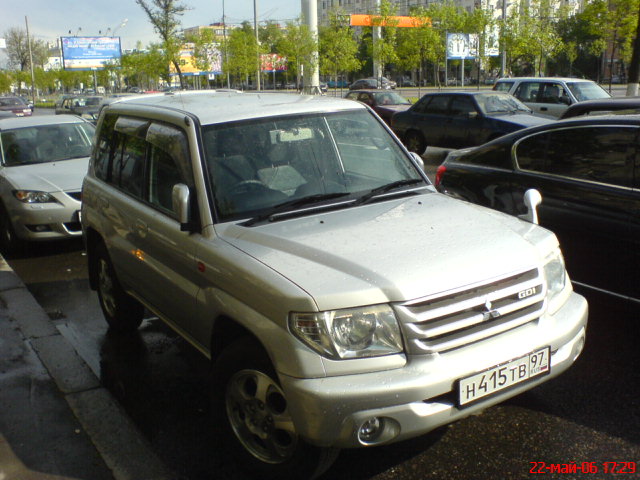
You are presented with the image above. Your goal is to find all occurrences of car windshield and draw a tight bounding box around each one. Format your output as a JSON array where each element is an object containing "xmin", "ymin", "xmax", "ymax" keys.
[
  {"xmin": 372, "ymin": 92, "xmax": 411, "ymax": 105},
  {"xmin": 476, "ymin": 93, "xmax": 531, "ymax": 114},
  {"xmin": 1, "ymin": 122, "xmax": 95, "ymax": 166},
  {"xmin": 202, "ymin": 110, "xmax": 425, "ymax": 222},
  {"xmin": 0, "ymin": 97, "xmax": 24, "ymax": 107},
  {"xmin": 567, "ymin": 82, "xmax": 610, "ymax": 102}
]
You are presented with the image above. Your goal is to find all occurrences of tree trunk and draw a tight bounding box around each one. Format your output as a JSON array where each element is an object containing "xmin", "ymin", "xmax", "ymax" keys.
[{"xmin": 627, "ymin": 6, "xmax": 640, "ymax": 96}]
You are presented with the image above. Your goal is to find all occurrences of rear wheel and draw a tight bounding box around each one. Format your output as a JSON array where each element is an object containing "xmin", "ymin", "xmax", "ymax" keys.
[
  {"xmin": 95, "ymin": 242, "xmax": 144, "ymax": 332},
  {"xmin": 404, "ymin": 131, "xmax": 427, "ymax": 155},
  {"xmin": 212, "ymin": 337, "xmax": 339, "ymax": 480}
]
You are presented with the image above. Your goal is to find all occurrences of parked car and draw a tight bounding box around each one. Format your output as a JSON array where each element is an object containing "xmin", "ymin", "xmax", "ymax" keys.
[
  {"xmin": 396, "ymin": 76, "xmax": 416, "ymax": 87},
  {"xmin": 0, "ymin": 115, "xmax": 95, "ymax": 252},
  {"xmin": 82, "ymin": 90, "xmax": 586, "ymax": 479},
  {"xmin": 344, "ymin": 89, "xmax": 412, "ymax": 124},
  {"xmin": 327, "ymin": 79, "xmax": 350, "ymax": 88},
  {"xmin": 391, "ymin": 91, "xmax": 553, "ymax": 154},
  {"xmin": 494, "ymin": 77, "xmax": 610, "ymax": 118},
  {"xmin": 349, "ymin": 77, "xmax": 394, "ymax": 90},
  {"xmin": 56, "ymin": 95, "xmax": 105, "ymax": 122},
  {"xmin": 436, "ymin": 114, "xmax": 640, "ymax": 302},
  {"xmin": 0, "ymin": 96, "xmax": 33, "ymax": 117},
  {"xmin": 559, "ymin": 97, "xmax": 640, "ymax": 119}
]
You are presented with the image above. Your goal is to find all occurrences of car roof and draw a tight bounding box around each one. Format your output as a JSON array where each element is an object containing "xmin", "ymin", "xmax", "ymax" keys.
[
  {"xmin": 103, "ymin": 90, "xmax": 364, "ymax": 125},
  {"xmin": 0, "ymin": 115, "xmax": 89, "ymax": 130},
  {"xmin": 422, "ymin": 90, "xmax": 511, "ymax": 96},
  {"xmin": 495, "ymin": 77, "xmax": 597, "ymax": 83},
  {"xmin": 560, "ymin": 97, "xmax": 640, "ymax": 118}
]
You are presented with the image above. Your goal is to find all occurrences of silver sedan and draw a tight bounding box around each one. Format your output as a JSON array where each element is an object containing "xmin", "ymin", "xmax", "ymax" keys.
[{"xmin": 0, "ymin": 115, "xmax": 95, "ymax": 252}]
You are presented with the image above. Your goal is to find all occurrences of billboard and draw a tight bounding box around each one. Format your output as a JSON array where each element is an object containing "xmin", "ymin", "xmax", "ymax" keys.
[
  {"xmin": 61, "ymin": 36, "xmax": 122, "ymax": 70},
  {"xmin": 170, "ymin": 43, "xmax": 222, "ymax": 76}
]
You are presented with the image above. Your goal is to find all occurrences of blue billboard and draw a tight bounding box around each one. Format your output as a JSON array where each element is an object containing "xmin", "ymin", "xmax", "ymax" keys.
[{"xmin": 61, "ymin": 36, "xmax": 122, "ymax": 70}]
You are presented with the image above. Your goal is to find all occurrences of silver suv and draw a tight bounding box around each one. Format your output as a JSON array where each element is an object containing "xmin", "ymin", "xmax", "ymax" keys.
[
  {"xmin": 82, "ymin": 91, "xmax": 588, "ymax": 479},
  {"xmin": 494, "ymin": 77, "xmax": 610, "ymax": 117}
]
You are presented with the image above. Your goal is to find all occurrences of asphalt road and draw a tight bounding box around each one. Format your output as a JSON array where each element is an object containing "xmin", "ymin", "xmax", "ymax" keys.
[{"xmin": 4, "ymin": 236, "xmax": 639, "ymax": 480}]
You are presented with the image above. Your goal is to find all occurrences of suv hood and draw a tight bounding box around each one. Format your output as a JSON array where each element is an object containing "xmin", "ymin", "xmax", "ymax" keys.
[
  {"xmin": 2, "ymin": 157, "xmax": 89, "ymax": 192},
  {"xmin": 217, "ymin": 193, "xmax": 555, "ymax": 310}
]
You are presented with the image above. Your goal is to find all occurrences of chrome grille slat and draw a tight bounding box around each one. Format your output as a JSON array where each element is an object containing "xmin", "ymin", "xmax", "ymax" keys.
[{"xmin": 397, "ymin": 268, "xmax": 546, "ymax": 354}]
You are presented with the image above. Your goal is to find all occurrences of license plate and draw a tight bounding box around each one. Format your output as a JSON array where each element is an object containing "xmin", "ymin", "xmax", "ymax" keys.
[{"xmin": 458, "ymin": 347, "xmax": 550, "ymax": 407}]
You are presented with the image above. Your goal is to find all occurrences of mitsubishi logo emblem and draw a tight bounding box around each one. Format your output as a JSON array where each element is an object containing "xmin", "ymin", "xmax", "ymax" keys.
[{"xmin": 482, "ymin": 299, "xmax": 501, "ymax": 321}]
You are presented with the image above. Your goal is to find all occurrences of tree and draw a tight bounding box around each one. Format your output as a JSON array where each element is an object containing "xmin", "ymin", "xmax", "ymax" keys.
[
  {"xmin": 3, "ymin": 27, "xmax": 49, "ymax": 71},
  {"xmin": 395, "ymin": 7, "xmax": 440, "ymax": 87},
  {"xmin": 277, "ymin": 20, "xmax": 317, "ymax": 89},
  {"xmin": 223, "ymin": 28, "xmax": 259, "ymax": 88},
  {"xmin": 135, "ymin": 0, "xmax": 189, "ymax": 88},
  {"xmin": 319, "ymin": 11, "xmax": 361, "ymax": 85},
  {"xmin": 371, "ymin": 0, "xmax": 399, "ymax": 79}
]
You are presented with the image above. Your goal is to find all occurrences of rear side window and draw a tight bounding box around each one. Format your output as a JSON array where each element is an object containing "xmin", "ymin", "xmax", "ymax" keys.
[
  {"xmin": 515, "ymin": 126, "xmax": 637, "ymax": 187},
  {"xmin": 454, "ymin": 143, "xmax": 512, "ymax": 170},
  {"xmin": 513, "ymin": 82, "xmax": 542, "ymax": 103},
  {"xmin": 493, "ymin": 81, "xmax": 514, "ymax": 92},
  {"xmin": 424, "ymin": 95, "xmax": 449, "ymax": 114}
]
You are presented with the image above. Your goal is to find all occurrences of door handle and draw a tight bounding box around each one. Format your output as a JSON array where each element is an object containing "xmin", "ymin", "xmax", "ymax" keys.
[
  {"xmin": 540, "ymin": 107, "xmax": 548, "ymax": 111},
  {"xmin": 134, "ymin": 220, "xmax": 148, "ymax": 237}
]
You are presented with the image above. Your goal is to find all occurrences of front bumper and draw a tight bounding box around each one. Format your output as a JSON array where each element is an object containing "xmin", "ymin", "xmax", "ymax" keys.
[
  {"xmin": 280, "ymin": 291, "xmax": 587, "ymax": 448},
  {"xmin": 8, "ymin": 193, "xmax": 82, "ymax": 241}
]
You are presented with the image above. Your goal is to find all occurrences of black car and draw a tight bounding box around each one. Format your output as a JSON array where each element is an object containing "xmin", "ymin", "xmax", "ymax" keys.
[
  {"xmin": 559, "ymin": 97, "xmax": 640, "ymax": 119},
  {"xmin": 390, "ymin": 91, "xmax": 553, "ymax": 154},
  {"xmin": 344, "ymin": 89, "xmax": 412, "ymax": 124},
  {"xmin": 435, "ymin": 115, "xmax": 640, "ymax": 302}
]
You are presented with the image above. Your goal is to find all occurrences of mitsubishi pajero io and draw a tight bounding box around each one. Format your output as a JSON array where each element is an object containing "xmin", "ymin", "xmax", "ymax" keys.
[{"xmin": 81, "ymin": 91, "xmax": 588, "ymax": 479}]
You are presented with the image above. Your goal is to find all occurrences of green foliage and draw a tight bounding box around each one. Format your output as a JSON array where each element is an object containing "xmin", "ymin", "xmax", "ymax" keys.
[
  {"xmin": 277, "ymin": 20, "xmax": 317, "ymax": 84},
  {"xmin": 319, "ymin": 10, "xmax": 361, "ymax": 80}
]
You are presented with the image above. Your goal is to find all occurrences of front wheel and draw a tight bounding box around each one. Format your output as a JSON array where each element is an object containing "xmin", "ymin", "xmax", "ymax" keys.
[
  {"xmin": 404, "ymin": 131, "xmax": 427, "ymax": 155},
  {"xmin": 0, "ymin": 205, "xmax": 22, "ymax": 255},
  {"xmin": 212, "ymin": 337, "xmax": 339, "ymax": 480},
  {"xmin": 94, "ymin": 243, "xmax": 144, "ymax": 332}
]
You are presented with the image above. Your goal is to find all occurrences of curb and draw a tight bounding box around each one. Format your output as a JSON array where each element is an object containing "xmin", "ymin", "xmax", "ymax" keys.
[{"xmin": 0, "ymin": 255, "xmax": 175, "ymax": 480}]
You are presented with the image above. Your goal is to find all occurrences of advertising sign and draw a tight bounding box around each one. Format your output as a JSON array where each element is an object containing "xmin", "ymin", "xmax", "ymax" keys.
[
  {"xmin": 261, "ymin": 54, "xmax": 287, "ymax": 73},
  {"xmin": 61, "ymin": 36, "xmax": 122, "ymax": 70},
  {"xmin": 169, "ymin": 43, "xmax": 222, "ymax": 76},
  {"xmin": 447, "ymin": 33, "xmax": 474, "ymax": 60}
]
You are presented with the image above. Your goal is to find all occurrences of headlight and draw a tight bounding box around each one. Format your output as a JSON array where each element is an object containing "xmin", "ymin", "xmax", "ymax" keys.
[
  {"xmin": 13, "ymin": 190, "xmax": 58, "ymax": 204},
  {"xmin": 543, "ymin": 249, "xmax": 567, "ymax": 299},
  {"xmin": 290, "ymin": 304, "xmax": 403, "ymax": 360}
]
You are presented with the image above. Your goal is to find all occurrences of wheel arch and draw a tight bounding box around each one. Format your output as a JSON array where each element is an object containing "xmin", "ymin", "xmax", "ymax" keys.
[{"xmin": 209, "ymin": 315, "xmax": 266, "ymax": 365}]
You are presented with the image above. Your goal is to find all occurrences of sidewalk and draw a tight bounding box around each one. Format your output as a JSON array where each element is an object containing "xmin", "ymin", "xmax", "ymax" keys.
[{"xmin": 0, "ymin": 256, "xmax": 174, "ymax": 480}]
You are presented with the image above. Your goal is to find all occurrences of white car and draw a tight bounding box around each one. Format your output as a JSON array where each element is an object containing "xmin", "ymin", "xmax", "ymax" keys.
[
  {"xmin": 0, "ymin": 115, "xmax": 95, "ymax": 252},
  {"xmin": 493, "ymin": 77, "xmax": 610, "ymax": 118}
]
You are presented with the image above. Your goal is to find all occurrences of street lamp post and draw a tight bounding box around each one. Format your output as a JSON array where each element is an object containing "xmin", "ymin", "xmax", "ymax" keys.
[{"xmin": 500, "ymin": 0, "xmax": 507, "ymax": 78}]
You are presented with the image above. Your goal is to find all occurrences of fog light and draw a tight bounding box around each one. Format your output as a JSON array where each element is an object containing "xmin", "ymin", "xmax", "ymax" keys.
[
  {"xmin": 26, "ymin": 224, "xmax": 52, "ymax": 232},
  {"xmin": 573, "ymin": 330, "xmax": 586, "ymax": 361},
  {"xmin": 358, "ymin": 417, "xmax": 383, "ymax": 443}
]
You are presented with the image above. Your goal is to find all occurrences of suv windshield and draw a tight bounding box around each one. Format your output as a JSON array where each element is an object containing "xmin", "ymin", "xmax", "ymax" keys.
[
  {"xmin": 1, "ymin": 122, "xmax": 95, "ymax": 166},
  {"xmin": 203, "ymin": 110, "xmax": 425, "ymax": 222}
]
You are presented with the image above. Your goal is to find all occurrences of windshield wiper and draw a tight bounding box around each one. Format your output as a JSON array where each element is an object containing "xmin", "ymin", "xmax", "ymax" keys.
[
  {"xmin": 353, "ymin": 178, "xmax": 424, "ymax": 206},
  {"xmin": 242, "ymin": 192, "xmax": 350, "ymax": 226}
]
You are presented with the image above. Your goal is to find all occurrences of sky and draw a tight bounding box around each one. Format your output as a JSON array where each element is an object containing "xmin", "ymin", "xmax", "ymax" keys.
[{"xmin": 0, "ymin": 0, "xmax": 302, "ymax": 65}]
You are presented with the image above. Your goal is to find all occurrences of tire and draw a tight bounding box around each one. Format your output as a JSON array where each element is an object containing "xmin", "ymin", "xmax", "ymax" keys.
[
  {"xmin": 212, "ymin": 337, "xmax": 339, "ymax": 480},
  {"xmin": 0, "ymin": 205, "xmax": 22, "ymax": 255},
  {"xmin": 404, "ymin": 131, "xmax": 427, "ymax": 155},
  {"xmin": 94, "ymin": 242, "xmax": 144, "ymax": 332}
]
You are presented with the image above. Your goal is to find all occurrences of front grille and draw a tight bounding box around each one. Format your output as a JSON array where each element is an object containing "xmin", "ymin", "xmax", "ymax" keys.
[
  {"xmin": 66, "ymin": 191, "xmax": 82, "ymax": 201},
  {"xmin": 396, "ymin": 268, "xmax": 545, "ymax": 354}
]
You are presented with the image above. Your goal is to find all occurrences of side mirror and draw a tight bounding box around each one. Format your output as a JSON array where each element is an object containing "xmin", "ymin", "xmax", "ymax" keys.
[
  {"xmin": 172, "ymin": 183, "xmax": 193, "ymax": 231},
  {"xmin": 518, "ymin": 188, "xmax": 542, "ymax": 224},
  {"xmin": 409, "ymin": 152, "xmax": 425, "ymax": 170},
  {"xmin": 468, "ymin": 111, "xmax": 479, "ymax": 119}
]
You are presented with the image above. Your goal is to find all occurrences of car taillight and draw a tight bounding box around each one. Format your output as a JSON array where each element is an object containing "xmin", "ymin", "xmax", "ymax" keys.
[{"xmin": 435, "ymin": 165, "xmax": 446, "ymax": 186}]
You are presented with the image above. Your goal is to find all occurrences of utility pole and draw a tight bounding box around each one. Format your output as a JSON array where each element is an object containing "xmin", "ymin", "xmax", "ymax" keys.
[
  {"xmin": 25, "ymin": 16, "xmax": 36, "ymax": 107},
  {"xmin": 301, "ymin": 0, "xmax": 320, "ymax": 93},
  {"xmin": 500, "ymin": 0, "xmax": 507, "ymax": 78},
  {"xmin": 626, "ymin": 2, "xmax": 640, "ymax": 96},
  {"xmin": 254, "ymin": 0, "xmax": 260, "ymax": 90}
]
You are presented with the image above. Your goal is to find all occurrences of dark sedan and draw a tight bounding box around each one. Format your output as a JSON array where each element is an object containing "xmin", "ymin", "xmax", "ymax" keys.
[
  {"xmin": 0, "ymin": 96, "xmax": 33, "ymax": 117},
  {"xmin": 435, "ymin": 115, "xmax": 640, "ymax": 303},
  {"xmin": 390, "ymin": 91, "xmax": 553, "ymax": 154},
  {"xmin": 559, "ymin": 97, "xmax": 640, "ymax": 119},
  {"xmin": 344, "ymin": 89, "xmax": 412, "ymax": 124}
]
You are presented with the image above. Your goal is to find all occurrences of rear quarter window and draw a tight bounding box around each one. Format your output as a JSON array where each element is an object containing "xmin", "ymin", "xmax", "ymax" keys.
[
  {"xmin": 454, "ymin": 143, "xmax": 512, "ymax": 170},
  {"xmin": 493, "ymin": 81, "xmax": 514, "ymax": 92}
]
